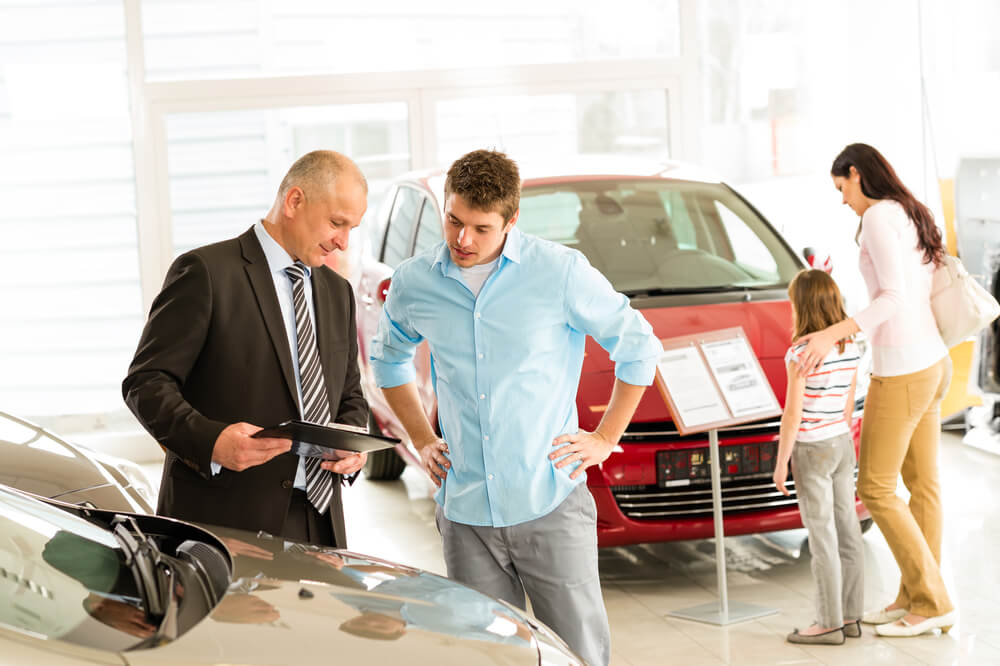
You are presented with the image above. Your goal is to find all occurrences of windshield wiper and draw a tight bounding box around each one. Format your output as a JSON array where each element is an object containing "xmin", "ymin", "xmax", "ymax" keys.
[
  {"xmin": 112, "ymin": 516, "xmax": 178, "ymax": 644},
  {"xmin": 623, "ymin": 284, "xmax": 783, "ymax": 298}
]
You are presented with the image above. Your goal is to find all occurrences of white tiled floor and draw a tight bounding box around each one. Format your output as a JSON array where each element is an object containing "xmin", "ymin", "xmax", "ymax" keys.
[{"xmin": 143, "ymin": 431, "xmax": 1000, "ymax": 665}]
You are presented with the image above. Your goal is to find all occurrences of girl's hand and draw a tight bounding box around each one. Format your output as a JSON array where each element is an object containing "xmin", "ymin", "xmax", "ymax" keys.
[
  {"xmin": 773, "ymin": 462, "xmax": 790, "ymax": 496},
  {"xmin": 795, "ymin": 329, "xmax": 837, "ymax": 376}
]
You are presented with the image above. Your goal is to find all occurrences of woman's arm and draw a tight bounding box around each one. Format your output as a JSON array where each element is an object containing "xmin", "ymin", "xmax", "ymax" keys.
[
  {"xmin": 795, "ymin": 318, "xmax": 861, "ymax": 375},
  {"xmin": 774, "ymin": 360, "xmax": 806, "ymax": 496},
  {"xmin": 851, "ymin": 203, "xmax": 907, "ymax": 336}
]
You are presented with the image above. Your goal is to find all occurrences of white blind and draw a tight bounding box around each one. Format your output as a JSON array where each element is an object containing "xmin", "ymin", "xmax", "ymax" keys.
[
  {"xmin": 141, "ymin": 0, "xmax": 681, "ymax": 80},
  {"xmin": 166, "ymin": 103, "xmax": 411, "ymax": 258},
  {"xmin": 0, "ymin": 1, "xmax": 143, "ymax": 418}
]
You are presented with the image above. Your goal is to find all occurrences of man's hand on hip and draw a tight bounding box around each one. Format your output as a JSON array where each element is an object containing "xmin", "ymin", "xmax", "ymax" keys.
[
  {"xmin": 550, "ymin": 430, "xmax": 615, "ymax": 480},
  {"xmin": 212, "ymin": 422, "xmax": 292, "ymax": 472},
  {"xmin": 418, "ymin": 438, "xmax": 451, "ymax": 487}
]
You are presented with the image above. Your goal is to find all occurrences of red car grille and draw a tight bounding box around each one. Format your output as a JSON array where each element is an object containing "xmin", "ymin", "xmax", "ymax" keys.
[{"xmin": 611, "ymin": 469, "xmax": 858, "ymax": 520}]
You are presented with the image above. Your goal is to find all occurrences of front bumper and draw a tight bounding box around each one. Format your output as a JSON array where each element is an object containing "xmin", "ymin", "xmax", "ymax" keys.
[{"xmin": 591, "ymin": 416, "xmax": 870, "ymax": 548}]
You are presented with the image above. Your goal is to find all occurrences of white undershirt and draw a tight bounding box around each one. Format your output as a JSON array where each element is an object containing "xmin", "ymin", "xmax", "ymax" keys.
[{"xmin": 459, "ymin": 257, "xmax": 500, "ymax": 297}]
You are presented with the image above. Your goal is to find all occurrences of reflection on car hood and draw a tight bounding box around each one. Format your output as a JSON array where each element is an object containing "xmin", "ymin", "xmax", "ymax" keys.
[
  {"xmin": 0, "ymin": 414, "xmax": 112, "ymax": 500},
  {"xmin": 0, "ymin": 411, "xmax": 151, "ymax": 514},
  {"xmin": 128, "ymin": 523, "xmax": 540, "ymax": 666}
]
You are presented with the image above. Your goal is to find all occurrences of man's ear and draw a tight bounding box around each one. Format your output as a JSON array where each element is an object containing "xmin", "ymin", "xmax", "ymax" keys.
[
  {"xmin": 504, "ymin": 208, "xmax": 520, "ymax": 233},
  {"xmin": 283, "ymin": 186, "xmax": 305, "ymax": 217}
]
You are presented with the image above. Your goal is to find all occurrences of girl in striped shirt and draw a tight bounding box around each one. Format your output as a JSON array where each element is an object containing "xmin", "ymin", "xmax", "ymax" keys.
[{"xmin": 774, "ymin": 269, "xmax": 864, "ymax": 645}]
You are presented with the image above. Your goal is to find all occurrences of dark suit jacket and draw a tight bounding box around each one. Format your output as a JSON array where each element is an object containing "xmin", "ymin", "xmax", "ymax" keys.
[{"xmin": 122, "ymin": 227, "xmax": 367, "ymax": 547}]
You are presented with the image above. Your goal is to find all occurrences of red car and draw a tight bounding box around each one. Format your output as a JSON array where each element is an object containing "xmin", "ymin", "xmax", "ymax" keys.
[{"xmin": 353, "ymin": 160, "xmax": 871, "ymax": 548}]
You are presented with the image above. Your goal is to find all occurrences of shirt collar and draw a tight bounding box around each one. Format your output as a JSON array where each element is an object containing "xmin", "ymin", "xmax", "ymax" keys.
[
  {"xmin": 430, "ymin": 227, "xmax": 523, "ymax": 277},
  {"xmin": 254, "ymin": 220, "xmax": 309, "ymax": 279}
]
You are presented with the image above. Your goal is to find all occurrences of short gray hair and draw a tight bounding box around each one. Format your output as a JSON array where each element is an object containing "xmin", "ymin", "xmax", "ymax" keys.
[{"xmin": 277, "ymin": 150, "xmax": 368, "ymax": 202}]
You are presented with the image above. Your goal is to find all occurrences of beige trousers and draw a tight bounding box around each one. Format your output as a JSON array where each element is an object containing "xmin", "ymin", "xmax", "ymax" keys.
[{"xmin": 858, "ymin": 356, "xmax": 953, "ymax": 617}]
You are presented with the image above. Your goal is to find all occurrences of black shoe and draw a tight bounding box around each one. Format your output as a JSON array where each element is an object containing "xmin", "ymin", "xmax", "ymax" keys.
[{"xmin": 786, "ymin": 627, "xmax": 846, "ymax": 645}]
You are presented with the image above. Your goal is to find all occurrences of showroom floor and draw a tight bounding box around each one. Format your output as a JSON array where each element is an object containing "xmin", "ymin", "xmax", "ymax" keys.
[{"xmin": 143, "ymin": 430, "xmax": 1000, "ymax": 665}]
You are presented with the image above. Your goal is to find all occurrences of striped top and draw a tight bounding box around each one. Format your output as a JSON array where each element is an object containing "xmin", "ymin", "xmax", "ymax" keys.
[{"xmin": 785, "ymin": 341, "xmax": 860, "ymax": 442}]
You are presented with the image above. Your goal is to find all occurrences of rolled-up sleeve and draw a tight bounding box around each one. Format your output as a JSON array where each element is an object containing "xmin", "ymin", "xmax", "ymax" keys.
[
  {"xmin": 563, "ymin": 252, "xmax": 662, "ymax": 385},
  {"xmin": 370, "ymin": 272, "xmax": 424, "ymax": 388}
]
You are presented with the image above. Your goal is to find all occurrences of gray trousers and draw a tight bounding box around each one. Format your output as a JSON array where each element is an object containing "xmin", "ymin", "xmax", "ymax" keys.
[
  {"xmin": 435, "ymin": 483, "xmax": 610, "ymax": 666},
  {"xmin": 792, "ymin": 432, "xmax": 865, "ymax": 628}
]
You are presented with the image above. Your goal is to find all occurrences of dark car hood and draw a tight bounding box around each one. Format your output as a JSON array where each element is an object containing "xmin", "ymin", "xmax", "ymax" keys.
[{"xmin": 125, "ymin": 522, "xmax": 541, "ymax": 665}]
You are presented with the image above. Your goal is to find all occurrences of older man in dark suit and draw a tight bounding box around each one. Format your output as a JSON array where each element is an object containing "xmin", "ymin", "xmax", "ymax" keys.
[{"xmin": 123, "ymin": 150, "xmax": 369, "ymax": 547}]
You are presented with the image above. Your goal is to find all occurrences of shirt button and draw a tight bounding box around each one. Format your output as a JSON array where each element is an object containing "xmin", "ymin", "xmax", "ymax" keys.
[
  {"xmin": 479, "ymin": 394, "xmax": 486, "ymax": 400},
  {"xmin": 478, "ymin": 353, "xmax": 484, "ymax": 359},
  {"xmin": 484, "ymin": 435, "xmax": 490, "ymax": 441},
  {"xmin": 475, "ymin": 312, "xmax": 482, "ymax": 319},
  {"xmin": 488, "ymin": 474, "xmax": 494, "ymax": 480}
]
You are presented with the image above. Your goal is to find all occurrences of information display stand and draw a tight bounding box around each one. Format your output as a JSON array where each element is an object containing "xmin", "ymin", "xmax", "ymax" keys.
[{"xmin": 654, "ymin": 327, "xmax": 782, "ymax": 626}]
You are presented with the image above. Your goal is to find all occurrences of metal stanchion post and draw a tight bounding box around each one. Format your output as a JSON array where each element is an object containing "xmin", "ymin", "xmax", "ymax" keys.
[{"xmin": 668, "ymin": 429, "xmax": 777, "ymax": 625}]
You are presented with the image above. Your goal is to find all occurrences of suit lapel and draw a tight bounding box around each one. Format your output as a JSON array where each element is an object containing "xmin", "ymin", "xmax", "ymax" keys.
[{"xmin": 240, "ymin": 228, "xmax": 299, "ymax": 409}]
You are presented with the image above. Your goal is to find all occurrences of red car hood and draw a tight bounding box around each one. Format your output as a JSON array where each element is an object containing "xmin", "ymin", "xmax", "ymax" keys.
[{"xmin": 577, "ymin": 298, "xmax": 793, "ymax": 430}]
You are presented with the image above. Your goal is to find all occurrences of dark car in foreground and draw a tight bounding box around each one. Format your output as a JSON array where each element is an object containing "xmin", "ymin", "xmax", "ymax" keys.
[
  {"xmin": 0, "ymin": 410, "xmax": 155, "ymax": 514},
  {"xmin": 352, "ymin": 159, "xmax": 872, "ymax": 547},
  {"xmin": 0, "ymin": 484, "xmax": 580, "ymax": 665}
]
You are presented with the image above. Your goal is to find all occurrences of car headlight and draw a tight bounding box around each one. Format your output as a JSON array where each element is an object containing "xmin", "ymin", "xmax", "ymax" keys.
[
  {"xmin": 85, "ymin": 447, "xmax": 157, "ymax": 508},
  {"xmin": 115, "ymin": 458, "xmax": 156, "ymax": 506}
]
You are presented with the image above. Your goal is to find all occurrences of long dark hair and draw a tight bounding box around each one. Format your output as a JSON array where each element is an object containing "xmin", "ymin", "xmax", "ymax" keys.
[{"xmin": 830, "ymin": 143, "xmax": 944, "ymax": 266}]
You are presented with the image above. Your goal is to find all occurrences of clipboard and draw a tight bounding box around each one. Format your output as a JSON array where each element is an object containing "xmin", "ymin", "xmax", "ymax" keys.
[
  {"xmin": 252, "ymin": 420, "xmax": 400, "ymax": 459},
  {"xmin": 654, "ymin": 327, "xmax": 781, "ymax": 436}
]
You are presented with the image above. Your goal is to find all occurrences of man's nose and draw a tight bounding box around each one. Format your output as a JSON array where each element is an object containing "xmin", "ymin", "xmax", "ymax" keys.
[
  {"xmin": 458, "ymin": 227, "xmax": 470, "ymax": 246},
  {"xmin": 334, "ymin": 229, "xmax": 349, "ymax": 251}
]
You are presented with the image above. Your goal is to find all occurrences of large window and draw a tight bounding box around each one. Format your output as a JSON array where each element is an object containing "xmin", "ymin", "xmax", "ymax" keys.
[
  {"xmin": 165, "ymin": 103, "xmax": 410, "ymax": 257},
  {"xmin": 435, "ymin": 89, "xmax": 671, "ymax": 167},
  {"xmin": 0, "ymin": 1, "xmax": 142, "ymax": 418},
  {"xmin": 141, "ymin": 0, "xmax": 680, "ymax": 80}
]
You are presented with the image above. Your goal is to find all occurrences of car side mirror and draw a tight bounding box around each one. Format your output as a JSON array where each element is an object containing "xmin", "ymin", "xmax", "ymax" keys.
[
  {"xmin": 377, "ymin": 278, "xmax": 392, "ymax": 304},
  {"xmin": 802, "ymin": 247, "xmax": 833, "ymax": 273}
]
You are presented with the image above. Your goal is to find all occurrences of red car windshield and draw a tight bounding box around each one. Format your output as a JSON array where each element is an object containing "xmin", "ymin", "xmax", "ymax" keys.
[{"xmin": 518, "ymin": 179, "xmax": 801, "ymax": 296}]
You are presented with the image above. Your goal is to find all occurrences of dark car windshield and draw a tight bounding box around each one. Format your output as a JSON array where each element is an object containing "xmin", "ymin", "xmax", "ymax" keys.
[
  {"xmin": 0, "ymin": 487, "xmax": 156, "ymax": 651},
  {"xmin": 518, "ymin": 179, "xmax": 800, "ymax": 295}
]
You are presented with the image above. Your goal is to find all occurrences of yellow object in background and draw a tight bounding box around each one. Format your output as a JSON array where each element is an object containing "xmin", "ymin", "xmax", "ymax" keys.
[{"xmin": 938, "ymin": 178, "xmax": 982, "ymax": 420}]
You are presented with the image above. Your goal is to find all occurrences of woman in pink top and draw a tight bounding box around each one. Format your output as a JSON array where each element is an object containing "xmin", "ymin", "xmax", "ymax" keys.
[{"xmin": 797, "ymin": 143, "xmax": 953, "ymax": 637}]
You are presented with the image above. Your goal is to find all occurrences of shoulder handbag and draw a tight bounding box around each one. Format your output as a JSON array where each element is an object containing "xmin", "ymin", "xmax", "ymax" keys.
[{"xmin": 930, "ymin": 254, "xmax": 1000, "ymax": 348}]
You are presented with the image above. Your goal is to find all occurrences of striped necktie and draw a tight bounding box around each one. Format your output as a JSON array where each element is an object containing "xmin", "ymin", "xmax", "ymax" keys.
[{"xmin": 284, "ymin": 262, "xmax": 334, "ymax": 515}]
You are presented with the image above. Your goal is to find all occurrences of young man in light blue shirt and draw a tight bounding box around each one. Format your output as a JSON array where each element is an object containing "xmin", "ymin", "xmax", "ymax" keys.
[{"xmin": 369, "ymin": 149, "xmax": 662, "ymax": 666}]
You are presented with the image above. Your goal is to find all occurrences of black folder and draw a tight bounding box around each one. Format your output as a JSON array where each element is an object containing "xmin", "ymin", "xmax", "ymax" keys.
[{"xmin": 252, "ymin": 420, "xmax": 400, "ymax": 460}]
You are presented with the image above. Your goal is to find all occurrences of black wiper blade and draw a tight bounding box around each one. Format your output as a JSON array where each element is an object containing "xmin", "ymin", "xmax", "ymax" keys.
[
  {"xmin": 623, "ymin": 284, "xmax": 784, "ymax": 298},
  {"xmin": 623, "ymin": 285, "xmax": 744, "ymax": 297},
  {"xmin": 112, "ymin": 516, "xmax": 178, "ymax": 644}
]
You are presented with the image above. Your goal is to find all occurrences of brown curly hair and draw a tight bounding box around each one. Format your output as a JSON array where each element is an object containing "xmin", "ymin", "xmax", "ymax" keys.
[{"xmin": 444, "ymin": 149, "xmax": 521, "ymax": 221}]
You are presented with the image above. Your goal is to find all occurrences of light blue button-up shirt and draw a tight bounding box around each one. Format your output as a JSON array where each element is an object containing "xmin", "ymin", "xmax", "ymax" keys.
[
  {"xmin": 370, "ymin": 229, "xmax": 662, "ymax": 527},
  {"xmin": 211, "ymin": 222, "xmax": 312, "ymax": 489}
]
